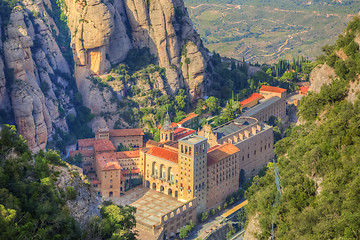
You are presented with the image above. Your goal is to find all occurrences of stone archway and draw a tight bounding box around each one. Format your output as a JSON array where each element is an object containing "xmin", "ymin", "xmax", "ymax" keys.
[
  {"xmin": 168, "ymin": 188, "xmax": 173, "ymax": 196},
  {"xmin": 152, "ymin": 182, "xmax": 157, "ymax": 190},
  {"xmin": 160, "ymin": 185, "xmax": 164, "ymax": 193},
  {"xmin": 175, "ymin": 191, "xmax": 178, "ymax": 198},
  {"xmin": 146, "ymin": 180, "xmax": 150, "ymax": 188},
  {"xmin": 109, "ymin": 192, "xmax": 113, "ymax": 197}
]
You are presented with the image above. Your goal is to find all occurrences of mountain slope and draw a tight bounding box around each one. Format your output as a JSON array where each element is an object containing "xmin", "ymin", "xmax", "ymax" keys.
[
  {"xmin": 244, "ymin": 16, "xmax": 360, "ymax": 239},
  {"xmin": 0, "ymin": 0, "xmax": 210, "ymax": 152}
]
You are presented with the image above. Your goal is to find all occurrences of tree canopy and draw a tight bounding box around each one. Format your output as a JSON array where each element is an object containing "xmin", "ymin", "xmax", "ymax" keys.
[
  {"xmin": 245, "ymin": 83, "xmax": 360, "ymax": 239},
  {"xmin": 0, "ymin": 125, "xmax": 137, "ymax": 240}
]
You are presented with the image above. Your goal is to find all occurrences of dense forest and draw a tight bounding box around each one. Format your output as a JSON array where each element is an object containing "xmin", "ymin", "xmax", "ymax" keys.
[
  {"xmin": 245, "ymin": 16, "xmax": 360, "ymax": 239},
  {"xmin": 0, "ymin": 125, "xmax": 137, "ymax": 239}
]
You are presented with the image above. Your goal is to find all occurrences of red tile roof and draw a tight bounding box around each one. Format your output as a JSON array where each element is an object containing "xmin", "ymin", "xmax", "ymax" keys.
[
  {"xmin": 109, "ymin": 128, "xmax": 144, "ymax": 137},
  {"xmin": 96, "ymin": 152, "xmax": 122, "ymax": 170},
  {"xmin": 260, "ymin": 85, "xmax": 287, "ymax": 93},
  {"xmin": 114, "ymin": 150, "xmax": 140, "ymax": 159},
  {"xmin": 157, "ymin": 122, "xmax": 178, "ymax": 129},
  {"xmin": 207, "ymin": 143, "xmax": 240, "ymax": 166},
  {"xmin": 178, "ymin": 113, "xmax": 199, "ymax": 125},
  {"xmin": 69, "ymin": 149, "xmax": 94, "ymax": 157},
  {"xmin": 94, "ymin": 139, "xmax": 116, "ymax": 152},
  {"xmin": 240, "ymin": 93, "xmax": 264, "ymax": 107},
  {"xmin": 146, "ymin": 146, "xmax": 178, "ymax": 163},
  {"xmin": 300, "ymin": 86, "xmax": 309, "ymax": 94},
  {"xmin": 146, "ymin": 140, "xmax": 162, "ymax": 148},
  {"xmin": 174, "ymin": 129, "xmax": 196, "ymax": 141},
  {"xmin": 174, "ymin": 128, "xmax": 186, "ymax": 134},
  {"xmin": 122, "ymin": 168, "xmax": 141, "ymax": 174},
  {"xmin": 207, "ymin": 144, "xmax": 221, "ymax": 153},
  {"xmin": 78, "ymin": 138, "xmax": 95, "ymax": 148}
]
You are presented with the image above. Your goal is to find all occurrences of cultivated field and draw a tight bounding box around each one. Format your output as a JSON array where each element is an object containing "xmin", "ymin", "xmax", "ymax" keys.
[{"xmin": 185, "ymin": 2, "xmax": 356, "ymax": 63}]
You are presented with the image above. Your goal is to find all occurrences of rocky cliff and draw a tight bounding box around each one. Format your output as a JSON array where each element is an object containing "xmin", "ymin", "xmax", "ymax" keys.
[
  {"xmin": 0, "ymin": 0, "xmax": 209, "ymax": 151},
  {"xmin": 0, "ymin": 2, "xmax": 76, "ymax": 152},
  {"xmin": 309, "ymin": 63, "xmax": 336, "ymax": 93},
  {"xmin": 62, "ymin": 0, "xmax": 209, "ymax": 129}
]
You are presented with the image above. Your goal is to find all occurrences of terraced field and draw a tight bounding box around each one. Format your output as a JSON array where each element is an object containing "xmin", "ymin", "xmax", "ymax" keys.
[{"xmin": 185, "ymin": 2, "xmax": 357, "ymax": 63}]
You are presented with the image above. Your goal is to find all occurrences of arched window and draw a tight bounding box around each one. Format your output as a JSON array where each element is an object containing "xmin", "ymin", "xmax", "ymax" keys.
[
  {"xmin": 152, "ymin": 162, "xmax": 158, "ymax": 176},
  {"xmin": 160, "ymin": 164, "xmax": 166, "ymax": 179},
  {"xmin": 168, "ymin": 167, "xmax": 174, "ymax": 181}
]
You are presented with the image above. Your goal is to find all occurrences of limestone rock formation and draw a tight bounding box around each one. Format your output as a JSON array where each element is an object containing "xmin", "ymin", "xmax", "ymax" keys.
[
  {"xmin": 309, "ymin": 63, "xmax": 337, "ymax": 93},
  {"xmin": 53, "ymin": 163, "xmax": 100, "ymax": 229},
  {"xmin": 1, "ymin": 3, "xmax": 74, "ymax": 152},
  {"xmin": 63, "ymin": 0, "xmax": 208, "ymax": 103},
  {"xmin": 0, "ymin": 57, "xmax": 11, "ymax": 114},
  {"xmin": 1, "ymin": 0, "xmax": 210, "ymax": 151}
]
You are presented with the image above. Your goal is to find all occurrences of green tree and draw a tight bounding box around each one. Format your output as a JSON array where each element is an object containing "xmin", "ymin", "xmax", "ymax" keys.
[
  {"xmin": 206, "ymin": 97, "xmax": 220, "ymax": 115},
  {"xmin": 222, "ymin": 101, "xmax": 235, "ymax": 122},
  {"xmin": 195, "ymin": 99, "xmax": 205, "ymax": 115},
  {"xmin": 100, "ymin": 204, "xmax": 137, "ymax": 239},
  {"xmin": 175, "ymin": 89, "xmax": 188, "ymax": 111},
  {"xmin": 200, "ymin": 212, "xmax": 208, "ymax": 222}
]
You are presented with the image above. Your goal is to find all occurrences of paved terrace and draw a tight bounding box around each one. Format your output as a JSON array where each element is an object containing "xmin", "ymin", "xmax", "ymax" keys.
[{"xmin": 106, "ymin": 187, "xmax": 183, "ymax": 227}]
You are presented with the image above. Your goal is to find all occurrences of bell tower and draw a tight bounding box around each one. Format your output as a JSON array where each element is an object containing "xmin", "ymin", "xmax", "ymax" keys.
[
  {"xmin": 178, "ymin": 135, "xmax": 208, "ymax": 214},
  {"xmin": 160, "ymin": 112, "xmax": 174, "ymax": 142}
]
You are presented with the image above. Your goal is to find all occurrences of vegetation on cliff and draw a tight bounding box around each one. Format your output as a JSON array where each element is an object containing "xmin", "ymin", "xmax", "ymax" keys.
[
  {"xmin": 245, "ymin": 17, "xmax": 360, "ymax": 239},
  {"xmin": 0, "ymin": 125, "xmax": 137, "ymax": 239},
  {"xmin": 320, "ymin": 16, "xmax": 360, "ymax": 82}
]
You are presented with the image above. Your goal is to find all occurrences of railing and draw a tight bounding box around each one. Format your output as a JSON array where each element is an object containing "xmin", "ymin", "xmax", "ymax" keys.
[{"xmin": 159, "ymin": 198, "xmax": 196, "ymax": 225}]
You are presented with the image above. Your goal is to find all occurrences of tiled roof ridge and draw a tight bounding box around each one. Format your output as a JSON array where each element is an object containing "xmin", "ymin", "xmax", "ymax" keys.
[
  {"xmin": 260, "ymin": 85, "xmax": 286, "ymax": 93},
  {"xmin": 109, "ymin": 128, "xmax": 145, "ymax": 136}
]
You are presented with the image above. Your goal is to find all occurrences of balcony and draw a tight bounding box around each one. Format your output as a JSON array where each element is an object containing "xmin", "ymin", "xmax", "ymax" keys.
[
  {"xmin": 167, "ymin": 180, "xmax": 174, "ymax": 184},
  {"xmin": 151, "ymin": 175, "xmax": 159, "ymax": 179}
]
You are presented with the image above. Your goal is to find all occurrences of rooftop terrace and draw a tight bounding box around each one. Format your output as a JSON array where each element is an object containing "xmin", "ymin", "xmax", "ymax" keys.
[
  {"xmin": 179, "ymin": 134, "xmax": 207, "ymax": 144},
  {"xmin": 242, "ymin": 96, "xmax": 282, "ymax": 118},
  {"xmin": 213, "ymin": 117, "xmax": 258, "ymax": 140},
  {"xmin": 107, "ymin": 187, "xmax": 183, "ymax": 227}
]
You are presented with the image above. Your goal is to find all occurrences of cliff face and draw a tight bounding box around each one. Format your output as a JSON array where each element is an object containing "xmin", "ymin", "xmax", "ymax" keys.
[
  {"xmin": 309, "ymin": 63, "xmax": 336, "ymax": 93},
  {"xmin": 0, "ymin": 2, "xmax": 75, "ymax": 152},
  {"xmin": 63, "ymin": 0, "xmax": 208, "ymax": 104},
  {"xmin": 1, "ymin": 0, "xmax": 209, "ymax": 152}
]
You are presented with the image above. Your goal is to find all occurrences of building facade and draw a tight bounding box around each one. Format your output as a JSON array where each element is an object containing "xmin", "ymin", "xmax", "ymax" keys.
[
  {"xmin": 70, "ymin": 115, "xmax": 275, "ymax": 239},
  {"xmin": 242, "ymin": 96, "xmax": 286, "ymax": 122},
  {"xmin": 198, "ymin": 117, "xmax": 274, "ymax": 179},
  {"xmin": 260, "ymin": 85, "xmax": 287, "ymax": 99}
]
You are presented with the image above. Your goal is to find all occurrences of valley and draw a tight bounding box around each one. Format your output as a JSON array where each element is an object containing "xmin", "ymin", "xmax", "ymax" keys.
[{"xmin": 185, "ymin": 1, "xmax": 356, "ymax": 63}]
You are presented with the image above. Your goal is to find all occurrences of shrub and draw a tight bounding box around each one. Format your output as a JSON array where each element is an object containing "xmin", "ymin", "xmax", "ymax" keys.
[{"xmin": 66, "ymin": 186, "xmax": 76, "ymax": 200}]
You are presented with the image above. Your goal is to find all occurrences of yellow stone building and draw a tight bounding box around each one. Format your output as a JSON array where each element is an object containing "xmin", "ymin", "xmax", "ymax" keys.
[{"xmin": 70, "ymin": 113, "xmax": 274, "ymax": 239}]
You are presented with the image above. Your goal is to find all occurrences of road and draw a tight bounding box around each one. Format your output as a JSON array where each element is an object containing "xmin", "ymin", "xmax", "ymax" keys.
[{"xmin": 187, "ymin": 214, "xmax": 224, "ymax": 240}]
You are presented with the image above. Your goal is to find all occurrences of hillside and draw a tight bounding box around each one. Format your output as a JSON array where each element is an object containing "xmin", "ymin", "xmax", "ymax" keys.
[
  {"xmin": 184, "ymin": 0, "xmax": 359, "ymax": 63},
  {"xmin": 0, "ymin": 0, "xmax": 210, "ymax": 152},
  {"xmin": 0, "ymin": 125, "xmax": 137, "ymax": 239},
  {"xmin": 244, "ymin": 16, "xmax": 360, "ymax": 239}
]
